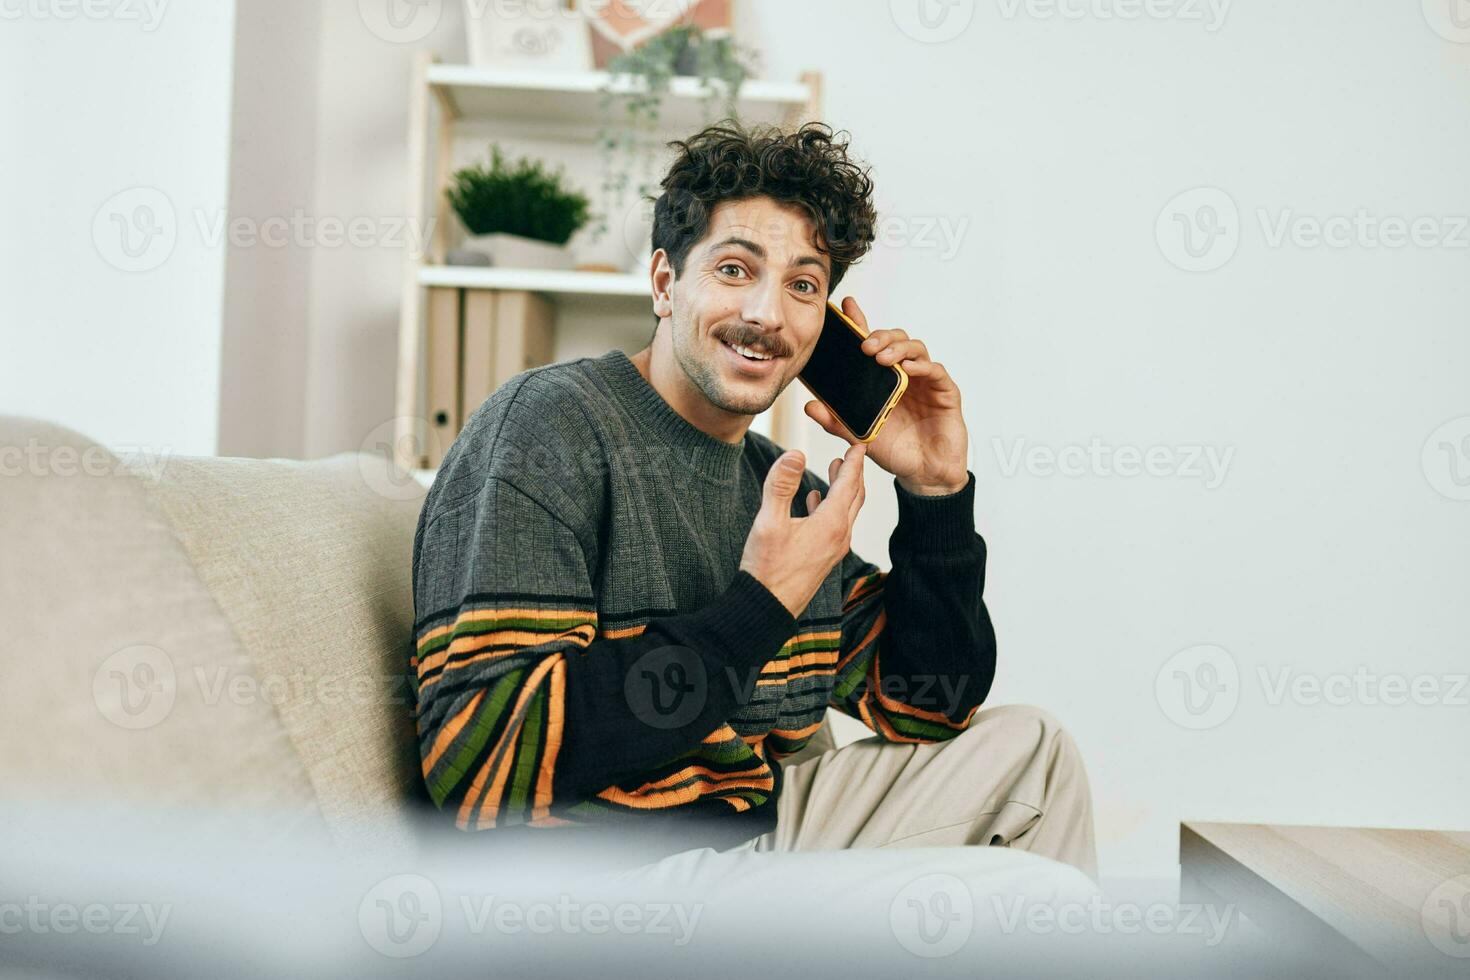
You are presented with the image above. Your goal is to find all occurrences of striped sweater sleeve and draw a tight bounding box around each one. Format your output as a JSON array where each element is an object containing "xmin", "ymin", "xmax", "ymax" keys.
[
  {"xmin": 409, "ymin": 476, "xmax": 797, "ymax": 830},
  {"xmin": 826, "ymin": 470, "xmax": 997, "ymax": 741}
]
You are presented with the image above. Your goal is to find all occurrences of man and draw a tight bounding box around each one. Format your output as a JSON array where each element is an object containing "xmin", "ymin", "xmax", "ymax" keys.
[{"xmin": 408, "ymin": 120, "xmax": 1097, "ymax": 881}]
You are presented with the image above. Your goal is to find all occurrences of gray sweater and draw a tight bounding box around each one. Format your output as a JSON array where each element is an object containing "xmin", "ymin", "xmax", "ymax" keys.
[{"xmin": 408, "ymin": 346, "xmax": 994, "ymax": 860}]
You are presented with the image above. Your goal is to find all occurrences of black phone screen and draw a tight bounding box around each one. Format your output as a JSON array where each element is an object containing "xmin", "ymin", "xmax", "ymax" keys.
[{"xmin": 797, "ymin": 302, "xmax": 904, "ymax": 441}]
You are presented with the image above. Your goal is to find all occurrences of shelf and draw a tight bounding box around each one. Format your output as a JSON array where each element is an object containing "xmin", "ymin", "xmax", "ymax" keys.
[
  {"xmin": 427, "ymin": 64, "xmax": 812, "ymax": 130},
  {"xmin": 418, "ymin": 265, "xmax": 649, "ymax": 298}
]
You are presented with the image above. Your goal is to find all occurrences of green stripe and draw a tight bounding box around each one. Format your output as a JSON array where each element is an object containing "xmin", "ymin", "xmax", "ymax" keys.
[
  {"xmin": 506, "ymin": 688, "xmax": 545, "ymax": 817},
  {"xmin": 428, "ymin": 667, "xmax": 525, "ymax": 804},
  {"xmin": 419, "ymin": 615, "xmax": 594, "ymax": 655}
]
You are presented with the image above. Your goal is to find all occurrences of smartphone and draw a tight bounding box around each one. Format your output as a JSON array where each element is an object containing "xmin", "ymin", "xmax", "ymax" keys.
[{"xmin": 796, "ymin": 300, "xmax": 909, "ymax": 443}]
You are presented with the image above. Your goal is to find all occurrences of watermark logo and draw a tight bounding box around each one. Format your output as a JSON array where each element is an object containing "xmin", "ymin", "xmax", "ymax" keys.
[
  {"xmin": 995, "ymin": 0, "xmax": 1231, "ymax": 31},
  {"xmin": 1423, "ymin": 0, "xmax": 1470, "ymax": 44},
  {"xmin": 358, "ymin": 0, "xmax": 442, "ymax": 43},
  {"xmin": 1421, "ymin": 874, "xmax": 1470, "ymax": 959},
  {"xmin": 93, "ymin": 645, "xmax": 177, "ymax": 730},
  {"xmin": 0, "ymin": 0, "xmax": 169, "ymax": 30},
  {"xmin": 890, "ymin": 873, "xmax": 973, "ymax": 957},
  {"xmin": 625, "ymin": 645, "xmax": 707, "ymax": 729},
  {"xmin": 1155, "ymin": 644, "xmax": 1239, "ymax": 730},
  {"xmin": 1160, "ymin": 190, "xmax": 1469, "ymax": 271},
  {"xmin": 92, "ymin": 187, "xmax": 177, "ymax": 273},
  {"xmin": 1257, "ymin": 666, "xmax": 1467, "ymax": 709},
  {"xmin": 359, "ymin": 874, "xmax": 442, "ymax": 958},
  {"xmin": 992, "ymin": 895, "xmax": 1235, "ymax": 945},
  {"xmin": 891, "ymin": 0, "xmax": 976, "ymax": 43},
  {"xmin": 1422, "ymin": 416, "xmax": 1470, "ymax": 502},
  {"xmin": 1156, "ymin": 187, "xmax": 1239, "ymax": 272},
  {"xmin": 0, "ymin": 898, "xmax": 172, "ymax": 946},
  {"xmin": 992, "ymin": 436, "xmax": 1235, "ymax": 489},
  {"xmin": 1257, "ymin": 209, "xmax": 1469, "ymax": 251},
  {"xmin": 460, "ymin": 895, "xmax": 703, "ymax": 943},
  {"xmin": 358, "ymin": 416, "xmax": 441, "ymax": 501},
  {"xmin": 92, "ymin": 188, "xmax": 434, "ymax": 273}
]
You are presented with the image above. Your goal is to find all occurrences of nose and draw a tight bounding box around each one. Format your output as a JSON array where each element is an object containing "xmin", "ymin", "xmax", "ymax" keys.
[{"xmin": 740, "ymin": 276, "xmax": 785, "ymax": 340}]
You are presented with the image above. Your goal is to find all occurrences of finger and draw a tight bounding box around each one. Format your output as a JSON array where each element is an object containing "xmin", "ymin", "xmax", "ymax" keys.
[
  {"xmin": 825, "ymin": 443, "xmax": 867, "ymax": 512},
  {"xmin": 841, "ymin": 295, "xmax": 868, "ymax": 331},
  {"xmin": 804, "ymin": 398, "xmax": 858, "ymax": 444},
  {"xmin": 860, "ymin": 329, "xmax": 912, "ymax": 356},
  {"xmin": 845, "ymin": 446, "xmax": 867, "ymax": 525},
  {"xmin": 762, "ymin": 449, "xmax": 805, "ymax": 511},
  {"xmin": 870, "ymin": 338, "xmax": 927, "ymax": 366},
  {"xmin": 827, "ymin": 455, "xmax": 841, "ymax": 488}
]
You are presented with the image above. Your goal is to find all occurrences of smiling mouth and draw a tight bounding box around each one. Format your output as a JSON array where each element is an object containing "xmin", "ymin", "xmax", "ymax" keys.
[{"xmin": 720, "ymin": 338, "xmax": 782, "ymax": 363}]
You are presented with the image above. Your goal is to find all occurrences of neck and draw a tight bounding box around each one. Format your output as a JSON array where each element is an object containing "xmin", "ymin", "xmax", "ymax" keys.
[{"xmin": 628, "ymin": 331, "xmax": 753, "ymax": 446}]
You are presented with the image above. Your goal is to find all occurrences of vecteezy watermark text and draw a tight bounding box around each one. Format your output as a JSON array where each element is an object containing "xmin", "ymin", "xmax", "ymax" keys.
[{"xmin": 992, "ymin": 437, "xmax": 1235, "ymax": 489}]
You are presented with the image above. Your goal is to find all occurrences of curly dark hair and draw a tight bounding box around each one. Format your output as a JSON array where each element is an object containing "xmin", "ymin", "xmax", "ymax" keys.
[{"xmin": 646, "ymin": 119, "xmax": 878, "ymax": 333}]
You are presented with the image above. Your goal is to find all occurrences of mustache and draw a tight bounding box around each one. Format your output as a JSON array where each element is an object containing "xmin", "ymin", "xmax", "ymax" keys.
[{"xmin": 715, "ymin": 330, "xmax": 789, "ymax": 358}]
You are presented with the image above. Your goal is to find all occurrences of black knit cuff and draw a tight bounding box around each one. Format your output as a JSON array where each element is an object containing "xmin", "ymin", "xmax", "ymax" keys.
[
  {"xmin": 693, "ymin": 569, "xmax": 799, "ymax": 668},
  {"xmin": 893, "ymin": 470, "xmax": 979, "ymax": 553}
]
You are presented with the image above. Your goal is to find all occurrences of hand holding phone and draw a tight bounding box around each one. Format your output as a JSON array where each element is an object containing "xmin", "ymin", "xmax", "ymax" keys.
[{"xmin": 797, "ymin": 300, "xmax": 909, "ymax": 443}]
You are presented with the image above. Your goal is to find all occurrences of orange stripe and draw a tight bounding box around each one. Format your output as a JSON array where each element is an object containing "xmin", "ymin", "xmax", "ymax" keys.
[
  {"xmin": 844, "ymin": 573, "xmax": 884, "ymax": 607},
  {"xmin": 471, "ymin": 734, "xmax": 520, "ymax": 829},
  {"xmin": 628, "ymin": 762, "xmax": 772, "ymax": 795},
  {"xmin": 768, "ymin": 720, "xmax": 823, "ymax": 741},
  {"xmin": 418, "ymin": 623, "xmax": 593, "ymax": 675},
  {"xmin": 417, "ymin": 607, "xmax": 596, "ymax": 651},
  {"xmin": 870, "ymin": 645, "xmax": 967, "ymax": 728},
  {"xmin": 597, "ymin": 772, "xmax": 775, "ymax": 809},
  {"xmin": 599, "ymin": 623, "xmax": 649, "ymax": 639},
  {"xmin": 761, "ymin": 644, "xmax": 840, "ymax": 674},
  {"xmin": 416, "ymin": 629, "xmax": 592, "ymax": 692},
  {"xmin": 531, "ymin": 658, "xmax": 566, "ymax": 822},
  {"xmin": 475, "ymin": 656, "xmax": 561, "ymax": 826},
  {"xmin": 423, "ymin": 689, "xmax": 485, "ymax": 775},
  {"xmin": 836, "ymin": 608, "xmax": 885, "ymax": 672}
]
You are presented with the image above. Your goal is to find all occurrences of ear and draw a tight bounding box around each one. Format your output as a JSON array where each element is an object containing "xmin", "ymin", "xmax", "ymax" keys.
[{"xmin": 651, "ymin": 249, "xmax": 674, "ymax": 318}]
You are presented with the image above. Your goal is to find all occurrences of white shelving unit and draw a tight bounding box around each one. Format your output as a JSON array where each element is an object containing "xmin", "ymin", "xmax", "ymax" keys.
[
  {"xmin": 418, "ymin": 265, "xmax": 647, "ymax": 297},
  {"xmin": 393, "ymin": 54, "xmax": 825, "ymax": 473}
]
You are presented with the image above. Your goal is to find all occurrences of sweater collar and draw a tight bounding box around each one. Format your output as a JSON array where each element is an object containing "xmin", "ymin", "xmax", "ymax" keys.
[{"xmin": 596, "ymin": 347, "xmax": 748, "ymax": 485}]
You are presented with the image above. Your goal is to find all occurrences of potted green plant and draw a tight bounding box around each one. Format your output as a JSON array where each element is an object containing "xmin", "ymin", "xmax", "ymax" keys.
[
  {"xmin": 445, "ymin": 144, "xmax": 592, "ymax": 269},
  {"xmin": 589, "ymin": 23, "xmax": 759, "ymax": 253}
]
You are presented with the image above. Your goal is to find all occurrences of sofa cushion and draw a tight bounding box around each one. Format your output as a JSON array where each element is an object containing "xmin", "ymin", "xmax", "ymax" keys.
[
  {"xmin": 0, "ymin": 417, "xmax": 322, "ymax": 827},
  {"xmin": 118, "ymin": 445, "xmax": 427, "ymax": 850}
]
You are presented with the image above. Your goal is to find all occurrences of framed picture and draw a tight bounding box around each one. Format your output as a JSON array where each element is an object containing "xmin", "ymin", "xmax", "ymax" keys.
[
  {"xmin": 582, "ymin": 0, "xmax": 732, "ymax": 69},
  {"xmin": 464, "ymin": 0, "xmax": 595, "ymax": 72}
]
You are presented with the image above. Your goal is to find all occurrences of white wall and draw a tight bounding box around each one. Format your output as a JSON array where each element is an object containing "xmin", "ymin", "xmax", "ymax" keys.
[
  {"xmin": 745, "ymin": 1, "xmax": 1470, "ymax": 878},
  {"xmin": 216, "ymin": 0, "xmax": 322, "ymax": 459},
  {"xmin": 0, "ymin": 1, "xmax": 237, "ymax": 457}
]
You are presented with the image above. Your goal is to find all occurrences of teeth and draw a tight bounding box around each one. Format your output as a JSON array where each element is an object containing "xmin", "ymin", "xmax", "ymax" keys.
[{"xmin": 725, "ymin": 340, "xmax": 773, "ymax": 361}]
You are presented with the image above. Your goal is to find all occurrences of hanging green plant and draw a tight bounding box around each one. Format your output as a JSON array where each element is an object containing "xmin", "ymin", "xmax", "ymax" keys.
[{"xmin": 590, "ymin": 24, "xmax": 760, "ymax": 242}]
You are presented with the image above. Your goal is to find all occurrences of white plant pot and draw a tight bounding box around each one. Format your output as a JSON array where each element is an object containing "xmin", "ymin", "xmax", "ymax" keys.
[
  {"xmin": 462, "ymin": 232, "xmax": 574, "ymax": 270},
  {"xmin": 463, "ymin": 0, "xmax": 594, "ymax": 72}
]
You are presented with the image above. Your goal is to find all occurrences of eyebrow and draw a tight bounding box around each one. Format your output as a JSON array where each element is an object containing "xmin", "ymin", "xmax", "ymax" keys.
[{"xmin": 706, "ymin": 236, "xmax": 828, "ymax": 277}]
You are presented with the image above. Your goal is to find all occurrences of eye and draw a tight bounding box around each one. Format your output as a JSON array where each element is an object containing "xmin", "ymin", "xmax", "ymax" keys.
[
  {"xmin": 792, "ymin": 280, "xmax": 817, "ymax": 294},
  {"xmin": 719, "ymin": 263, "xmax": 747, "ymax": 279}
]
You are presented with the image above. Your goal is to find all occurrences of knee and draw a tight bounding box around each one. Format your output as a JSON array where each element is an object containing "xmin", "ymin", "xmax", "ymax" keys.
[{"xmin": 973, "ymin": 704, "xmax": 1087, "ymax": 771}]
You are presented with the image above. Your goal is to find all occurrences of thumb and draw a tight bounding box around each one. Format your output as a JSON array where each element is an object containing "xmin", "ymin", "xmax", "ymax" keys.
[{"xmin": 762, "ymin": 450, "xmax": 806, "ymax": 508}]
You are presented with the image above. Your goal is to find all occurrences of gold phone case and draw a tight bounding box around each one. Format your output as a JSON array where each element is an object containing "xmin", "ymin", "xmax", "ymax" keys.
[{"xmin": 801, "ymin": 301, "xmax": 909, "ymax": 443}]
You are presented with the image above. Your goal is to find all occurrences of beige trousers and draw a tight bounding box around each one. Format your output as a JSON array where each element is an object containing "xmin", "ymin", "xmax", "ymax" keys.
[
  {"xmin": 565, "ymin": 705, "xmax": 1102, "ymax": 969},
  {"xmin": 730, "ymin": 703, "xmax": 1099, "ymax": 881}
]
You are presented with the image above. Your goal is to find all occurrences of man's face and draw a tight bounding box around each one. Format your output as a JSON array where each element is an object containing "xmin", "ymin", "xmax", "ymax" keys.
[{"xmin": 660, "ymin": 196, "xmax": 830, "ymax": 417}]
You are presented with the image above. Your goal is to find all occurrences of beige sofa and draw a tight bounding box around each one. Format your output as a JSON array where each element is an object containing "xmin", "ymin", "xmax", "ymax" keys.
[{"xmin": 1, "ymin": 415, "xmax": 840, "ymax": 856}]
